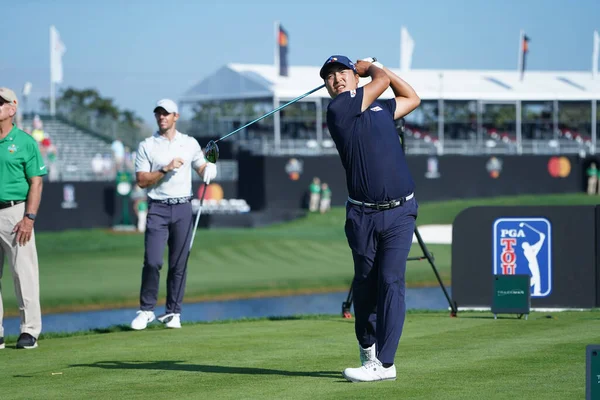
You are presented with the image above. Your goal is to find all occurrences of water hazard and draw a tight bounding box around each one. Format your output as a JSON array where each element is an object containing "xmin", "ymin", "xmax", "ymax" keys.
[{"xmin": 3, "ymin": 287, "xmax": 452, "ymax": 336}]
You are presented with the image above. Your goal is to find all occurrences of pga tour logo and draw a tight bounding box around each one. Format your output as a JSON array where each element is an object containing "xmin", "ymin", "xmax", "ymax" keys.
[{"xmin": 493, "ymin": 218, "xmax": 552, "ymax": 297}]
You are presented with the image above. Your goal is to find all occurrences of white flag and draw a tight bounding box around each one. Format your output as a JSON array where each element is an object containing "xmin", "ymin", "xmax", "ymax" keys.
[
  {"xmin": 593, "ymin": 30, "xmax": 599, "ymax": 79},
  {"xmin": 400, "ymin": 26, "xmax": 415, "ymax": 72},
  {"xmin": 50, "ymin": 25, "xmax": 66, "ymax": 84},
  {"xmin": 22, "ymin": 82, "xmax": 32, "ymax": 97}
]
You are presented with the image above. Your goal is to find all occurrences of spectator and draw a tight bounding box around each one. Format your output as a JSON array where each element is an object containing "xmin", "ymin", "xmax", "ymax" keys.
[
  {"xmin": 30, "ymin": 115, "xmax": 44, "ymax": 144},
  {"xmin": 124, "ymin": 146, "xmax": 134, "ymax": 172},
  {"xmin": 32, "ymin": 115, "xmax": 43, "ymax": 130},
  {"xmin": 319, "ymin": 183, "xmax": 332, "ymax": 214},
  {"xmin": 102, "ymin": 154, "xmax": 114, "ymax": 179},
  {"xmin": 587, "ymin": 162, "xmax": 598, "ymax": 195},
  {"xmin": 111, "ymin": 139, "xmax": 125, "ymax": 171},
  {"xmin": 45, "ymin": 141, "xmax": 59, "ymax": 182},
  {"xmin": 309, "ymin": 177, "xmax": 321, "ymax": 212},
  {"xmin": 130, "ymin": 98, "xmax": 217, "ymax": 331},
  {"xmin": 131, "ymin": 184, "xmax": 148, "ymax": 232},
  {"xmin": 0, "ymin": 87, "xmax": 46, "ymax": 349},
  {"xmin": 91, "ymin": 153, "xmax": 104, "ymax": 180}
]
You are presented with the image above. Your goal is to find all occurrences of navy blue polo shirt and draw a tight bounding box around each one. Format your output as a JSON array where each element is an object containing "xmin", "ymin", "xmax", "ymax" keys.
[{"xmin": 327, "ymin": 87, "xmax": 415, "ymax": 203}]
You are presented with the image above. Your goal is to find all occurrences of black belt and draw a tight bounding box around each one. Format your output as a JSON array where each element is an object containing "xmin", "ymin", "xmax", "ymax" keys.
[
  {"xmin": 0, "ymin": 200, "xmax": 24, "ymax": 210},
  {"xmin": 347, "ymin": 193, "xmax": 414, "ymax": 210}
]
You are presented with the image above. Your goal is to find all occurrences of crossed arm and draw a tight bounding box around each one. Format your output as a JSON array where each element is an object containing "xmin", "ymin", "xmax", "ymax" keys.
[{"xmin": 136, "ymin": 159, "xmax": 211, "ymax": 189}]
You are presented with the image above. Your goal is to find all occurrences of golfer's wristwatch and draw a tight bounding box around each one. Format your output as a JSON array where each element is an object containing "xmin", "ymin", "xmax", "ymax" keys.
[
  {"xmin": 25, "ymin": 213, "xmax": 36, "ymax": 221},
  {"xmin": 159, "ymin": 168, "xmax": 168, "ymax": 174}
]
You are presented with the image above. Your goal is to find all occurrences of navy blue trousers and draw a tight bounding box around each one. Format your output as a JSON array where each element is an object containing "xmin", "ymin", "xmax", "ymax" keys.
[
  {"xmin": 345, "ymin": 197, "xmax": 418, "ymax": 365},
  {"xmin": 140, "ymin": 201, "xmax": 193, "ymax": 314}
]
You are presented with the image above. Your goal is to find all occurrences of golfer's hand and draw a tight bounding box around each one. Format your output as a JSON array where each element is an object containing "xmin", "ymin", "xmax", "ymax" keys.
[
  {"xmin": 354, "ymin": 60, "xmax": 373, "ymax": 78},
  {"xmin": 202, "ymin": 162, "xmax": 217, "ymax": 185},
  {"xmin": 13, "ymin": 217, "xmax": 34, "ymax": 246},
  {"xmin": 166, "ymin": 157, "xmax": 185, "ymax": 171}
]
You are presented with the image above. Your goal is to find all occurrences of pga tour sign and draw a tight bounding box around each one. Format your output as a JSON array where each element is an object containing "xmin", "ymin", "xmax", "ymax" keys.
[{"xmin": 493, "ymin": 218, "xmax": 552, "ymax": 298}]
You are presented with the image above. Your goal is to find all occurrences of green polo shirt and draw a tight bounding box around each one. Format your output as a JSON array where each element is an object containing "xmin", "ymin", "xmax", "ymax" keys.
[{"xmin": 0, "ymin": 125, "xmax": 47, "ymax": 202}]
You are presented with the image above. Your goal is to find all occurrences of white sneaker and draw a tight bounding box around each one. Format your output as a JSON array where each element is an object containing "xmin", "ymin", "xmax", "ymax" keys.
[
  {"xmin": 342, "ymin": 359, "xmax": 397, "ymax": 383},
  {"xmin": 131, "ymin": 310, "xmax": 155, "ymax": 330},
  {"xmin": 158, "ymin": 313, "xmax": 181, "ymax": 329},
  {"xmin": 359, "ymin": 343, "xmax": 377, "ymax": 365}
]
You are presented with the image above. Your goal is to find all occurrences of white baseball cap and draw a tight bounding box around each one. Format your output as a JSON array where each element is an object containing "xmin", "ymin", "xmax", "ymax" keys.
[
  {"xmin": 0, "ymin": 87, "xmax": 18, "ymax": 108},
  {"xmin": 153, "ymin": 98, "xmax": 178, "ymax": 114}
]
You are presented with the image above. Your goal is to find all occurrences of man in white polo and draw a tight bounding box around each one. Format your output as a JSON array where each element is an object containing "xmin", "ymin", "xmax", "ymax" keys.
[{"xmin": 131, "ymin": 98, "xmax": 216, "ymax": 330}]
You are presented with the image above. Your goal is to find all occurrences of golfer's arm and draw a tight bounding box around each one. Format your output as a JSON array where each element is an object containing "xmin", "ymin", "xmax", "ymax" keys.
[
  {"xmin": 383, "ymin": 67, "xmax": 421, "ymax": 120},
  {"xmin": 25, "ymin": 176, "xmax": 43, "ymax": 215},
  {"xmin": 136, "ymin": 171, "xmax": 165, "ymax": 189},
  {"xmin": 531, "ymin": 233, "xmax": 546, "ymax": 251},
  {"xmin": 361, "ymin": 65, "xmax": 390, "ymax": 112}
]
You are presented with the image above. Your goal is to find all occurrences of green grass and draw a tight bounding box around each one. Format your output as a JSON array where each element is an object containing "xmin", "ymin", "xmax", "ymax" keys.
[
  {"xmin": 1, "ymin": 193, "xmax": 597, "ymax": 315},
  {"xmin": 0, "ymin": 311, "xmax": 597, "ymax": 399}
]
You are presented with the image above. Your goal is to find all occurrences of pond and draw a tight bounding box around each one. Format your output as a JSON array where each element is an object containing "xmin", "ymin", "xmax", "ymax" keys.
[{"xmin": 2, "ymin": 287, "xmax": 452, "ymax": 336}]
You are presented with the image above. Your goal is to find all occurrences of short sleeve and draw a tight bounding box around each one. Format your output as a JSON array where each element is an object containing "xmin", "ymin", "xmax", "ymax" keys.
[
  {"xmin": 135, "ymin": 141, "xmax": 151, "ymax": 173},
  {"xmin": 191, "ymin": 139, "xmax": 206, "ymax": 169},
  {"xmin": 381, "ymin": 98, "xmax": 397, "ymax": 117},
  {"xmin": 25, "ymin": 141, "xmax": 47, "ymax": 178}
]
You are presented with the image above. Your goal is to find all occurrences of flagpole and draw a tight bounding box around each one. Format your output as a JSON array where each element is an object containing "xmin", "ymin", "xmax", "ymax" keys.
[
  {"xmin": 273, "ymin": 20, "xmax": 281, "ymax": 152},
  {"xmin": 400, "ymin": 28, "xmax": 402, "ymax": 69},
  {"xmin": 50, "ymin": 25, "xmax": 55, "ymax": 116},
  {"xmin": 593, "ymin": 30, "xmax": 599, "ymax": 80},
  {"xmin": 591, "ymin": 99, "xmax": 597, "ymax": 154},
  {"xmin": 517, "ymin": 29, "xmax": 524, "ymax": 81},
  {"xmin": 274, "ymin": 20, "xmax": 280, "ymax": 75}
]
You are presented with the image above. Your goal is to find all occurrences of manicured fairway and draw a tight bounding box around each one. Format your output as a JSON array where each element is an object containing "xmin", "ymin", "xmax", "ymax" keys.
[{"xmin": 0, "ymin": 311, "xmax": 596, "ymax": 399}]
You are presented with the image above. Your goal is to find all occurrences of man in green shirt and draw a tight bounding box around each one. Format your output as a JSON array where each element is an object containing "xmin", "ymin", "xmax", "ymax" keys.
[
  {"xmin": 319, "ymin": 182, "xmax": 332, "ymax": 214},
  {"xmin": 586, "ymin": 162, "xmax": 598, "ymax": 195},
  {"xmin": 309, "ymin": 177, "xmax": 321, "ymax": 212},
  {"xmin": 0, "ymin": 87, "xmax": 46, "ymax": 350}
]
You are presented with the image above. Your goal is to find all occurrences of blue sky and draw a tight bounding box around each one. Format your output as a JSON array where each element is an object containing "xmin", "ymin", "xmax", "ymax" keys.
[{"xmin": 3, "ymin": 0, "xmax": 599, "ymax": 125}]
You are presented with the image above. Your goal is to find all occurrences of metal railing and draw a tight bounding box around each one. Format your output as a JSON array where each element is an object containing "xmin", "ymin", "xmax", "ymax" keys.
[{"xmin": 233, "ymin": 138, "xmax": 597, "ymax": 156}]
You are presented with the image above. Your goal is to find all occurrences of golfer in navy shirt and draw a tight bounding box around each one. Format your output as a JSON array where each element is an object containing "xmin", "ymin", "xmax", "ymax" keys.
[{"xmin": 320, "ymin": 55, "xmax": 421, "ymax": 382}]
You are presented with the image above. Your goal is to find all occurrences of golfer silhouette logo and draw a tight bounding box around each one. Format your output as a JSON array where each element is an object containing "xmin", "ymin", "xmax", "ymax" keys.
[
  {"xmin": 493, "ymin": 218, "xmax": 552, "ymax": 297},
  {"xmin": 519, "ymin": 222, "xmax": 545, "ymax": 296}
]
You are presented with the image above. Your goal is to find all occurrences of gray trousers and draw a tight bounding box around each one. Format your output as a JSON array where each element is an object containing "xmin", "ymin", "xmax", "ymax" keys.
[{"xmin": 140, "ymin": 201, "xmax": 193, "ymax": 314}]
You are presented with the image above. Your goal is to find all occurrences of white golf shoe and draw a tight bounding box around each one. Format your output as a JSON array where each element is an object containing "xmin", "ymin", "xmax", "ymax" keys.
[
  {"xmin": 342, "ymin": 359, "xmax": 397, "ymax": 383},
  {"xmin": 158, "ymin": 313, "xmax": 181, "ymax": 329},
  {"xmin": 131, "ymin": 310, "xmax": 155, "ymax": 330},
  {"xmin": 359, "ymin": 343, "xmax": 377, "ymax": 365}
]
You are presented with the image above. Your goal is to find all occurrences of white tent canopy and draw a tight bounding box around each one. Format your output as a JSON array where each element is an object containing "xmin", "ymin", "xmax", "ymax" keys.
[{"xmin": 181, "ymin": 63, "xmax": 600, "ymax": 103}]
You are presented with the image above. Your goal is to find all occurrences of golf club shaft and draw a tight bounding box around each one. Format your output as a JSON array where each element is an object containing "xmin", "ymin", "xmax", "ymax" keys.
[
  {"xmin": 521, "ymin": 222, "xmax": 542, "ymax": 236},
  {"xmin": 215, "ymin": 84, "xmax": 326, "ymax": 143},
  {"xmin": 189, "ymin": 183, "xmax": 208, "ymax": 251}
]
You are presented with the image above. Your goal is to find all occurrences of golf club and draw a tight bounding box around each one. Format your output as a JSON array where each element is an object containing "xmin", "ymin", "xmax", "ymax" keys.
[
  {"xmin": 203, "ymin": 83, "xmax": 326, "ymax": 163},
  {"xmin": 189, "ymin": 182, "xmax": 208, "ymax": 251},
  {"xmin": 184, "ymin": 84, "xmax": 328, "ymax": 299},
  {"xmin": 519, "ymin": 222, "xmax": 543, "ymax": 235}
]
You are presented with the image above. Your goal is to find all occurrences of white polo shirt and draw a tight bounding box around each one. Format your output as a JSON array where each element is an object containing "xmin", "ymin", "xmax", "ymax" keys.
[{"xmin": 135, "ymin": 130, "xmax": 205, "ymax": 200}]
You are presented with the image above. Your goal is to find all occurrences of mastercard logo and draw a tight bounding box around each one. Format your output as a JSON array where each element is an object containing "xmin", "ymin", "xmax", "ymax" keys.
[
  {"xmin": 198, "ymin": 183, "xmax": 224, "ymax": 201},
  {"xmin": 547, "ymin": 157, "xmax": 571, "ymax": 178}
]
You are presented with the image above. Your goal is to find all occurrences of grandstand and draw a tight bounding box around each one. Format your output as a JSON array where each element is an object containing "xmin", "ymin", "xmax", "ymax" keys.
[
  {"xmin": 21, "ymin": 115, "xmax": 114, "ymax": 181},
  {"xmin": 178, "ymin": 64, "xmax": 600, "ymax": 156},
  {"xmin": 19, "ymin": 65, "xmax": 599, "ymax": 181}
]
